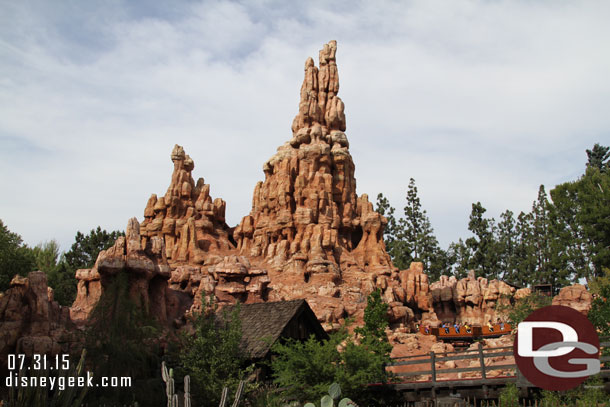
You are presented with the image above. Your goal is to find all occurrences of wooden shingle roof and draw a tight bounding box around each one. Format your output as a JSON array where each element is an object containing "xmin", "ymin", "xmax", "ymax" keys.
[{"xmin": 219, "ymin": 299, "xmax": 327, "ymax": 359}]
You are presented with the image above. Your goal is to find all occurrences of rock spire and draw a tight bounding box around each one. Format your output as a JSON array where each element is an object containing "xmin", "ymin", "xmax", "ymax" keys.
[{"xmin": 234, "ymin": 41, "xmax": 391, "ymax": 282}]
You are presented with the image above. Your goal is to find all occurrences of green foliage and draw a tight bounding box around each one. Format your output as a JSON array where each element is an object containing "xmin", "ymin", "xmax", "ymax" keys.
[
  {"xmin": 272, "ymin": 291, "xmax": 390, "ymax": 404},
  {"xmin": 446, "ymin": 238, "xmax": 471, "ymax": 279},
  {"xmin": 497, "ymin": 292, "xmax": 551, "ymax": 326},
  {"xmin": 46, "ymin": 261, "xmax": 78, "ymax": 306},
  {"xmin": 63, "ymin": 226, "xmax": 123, "ymax": 271},
  {"xmin": 245, "ymin": 384, "xmax": 286, "ymax": 407},
  {"xmin": 539, "ymin": 389, "xmax": 563, "ymax": 407},
  {"xmin": 586, "ymin": 143, "xmax": 610, "ymax": 172},
  {"xmin": 84, "ymin": 271, "xmax": 161, "ymax": 406},
  {"xmin": 538, "ymin": 376, "xmax": 610, "ymax": 406},
  {"xmin": 375, "ymin": 193, "xmax": 411, "ymax": 270},
  {"xmin": 375, "ymin": 143, "xmax": 610, "ymax": 285},
  {"xmin": 271, "ymin": 331, "xmax": 344, "ymax": 402},
  {"xmin": 375, "ymin": 179, "xmax": 447, "ymax": 280},
  {"xmin": 589, "ymin": 268, "xmax": 610, "ymax": 348},
  {"xmin": 355, "ymin": 289, "xmax": 388, "ymax": 339},
  {"xmin": 551, "ymin": 150, "xmax": 610, "ymax": 281},
  {"xmin": 40, "ymin": 226, "xmax": 123, "ymax": 306},
  {"xmin": 465, "ymin": 202, "xmax": 500, "ymax": 279},
  {"xmin": 0, "ymin": 219, "xmax": 35, "ymax": 292},
  {"xmin": 498, "ymin": 382, "xmax": 519, "ymax": 407},
  {"xmin": 178, "ymin": 296, "xmax": 246, "ymax": 407},
  {"xmin": 304, "ymin": 383, "xmax": 357, "ymax": 407},
  {"xmin": 30, "ymin": 240, "xmax": 76, "ymax": 305},
  {"xmin": 31, "ymin": 239, "xmax": 60, "ymax": 273}
]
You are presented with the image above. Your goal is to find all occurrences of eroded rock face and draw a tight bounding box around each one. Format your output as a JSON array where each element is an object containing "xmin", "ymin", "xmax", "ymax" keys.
[
  {"xmin": 430, "ymin": 270, "xmax": 515, "ymax": 325},
  {"xmin": 230, "ymin": 40, "xmax": 396, "ymax": 329},
  {"xmin": 0, "ymin": 272, "xmax": 79, "ymax": 367},
  {"xmin": 234, "ymin": 41, "xmax": 391, "ymax": 276},
  {"xmin": 71, "ymin": 217, "xmax": 188, "ymax": 323},
  {"xmin": 552, "ymin": 283, "xmax": 592, "ymax": 315},
  {"xmin": 140, "ymin": 145, "xmax": 234, "ymax": 266}
]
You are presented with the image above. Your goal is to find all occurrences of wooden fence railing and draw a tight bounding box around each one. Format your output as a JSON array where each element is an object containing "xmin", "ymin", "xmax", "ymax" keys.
[{"xmin": 387, "ymin": 339, "xmax": 610, "ymax": 390}]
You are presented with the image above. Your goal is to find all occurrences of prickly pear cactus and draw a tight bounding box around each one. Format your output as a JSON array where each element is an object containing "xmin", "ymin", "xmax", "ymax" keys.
[
  {"xmin": 329, "ymin": 383, "xmax": 341, "ymax": 399},
  {"xmin": 338, "ymin": 398, "xmax": 356, "ymax": 407},
  {"xmin": 321, "ymin": 395, "xmax": 334, "ymax": 407}
]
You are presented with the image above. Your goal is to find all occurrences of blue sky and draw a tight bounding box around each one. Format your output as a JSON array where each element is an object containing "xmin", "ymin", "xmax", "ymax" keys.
[{"xmin": 1, "ymin": 0, "xmax": 609, "ymax": 253}]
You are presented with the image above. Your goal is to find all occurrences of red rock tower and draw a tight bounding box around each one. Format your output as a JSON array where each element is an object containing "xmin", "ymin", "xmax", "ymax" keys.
[{"xmin": 232, "ymin": 42, "xmax": 396, "ymax": 326}]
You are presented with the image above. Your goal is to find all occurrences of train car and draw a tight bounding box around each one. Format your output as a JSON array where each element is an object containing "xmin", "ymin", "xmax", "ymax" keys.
[{"xmin": 417, "ymin": 323, "xmax": 511, "ymax": 341}]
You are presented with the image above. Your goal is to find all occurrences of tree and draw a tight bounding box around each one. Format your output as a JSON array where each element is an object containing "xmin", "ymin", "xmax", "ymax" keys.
[
  {"xmin": 376, "ymin": 179, "xmax": 447, "ymax": 280},
  {"xmin": 551, "ymin": 148, "xmax": 610, "ymax": 281},
  {"xmin": 496, "ymin": 210, "xmax": 518, "ymax": 282},
  {"xmin": 0, "ymin": 219, "xmax": 35, "ymax": 292},
  {"xmin": 465, "ymin": 202, "xmax": 500, "ymax": 279},
  {"xmin": 272, "ymin": 290, "xmax": 391, "ymax": 404},
  {"xmin": 447, "ymin": 238, "xmax": 472, "ymax": 279},
  {"xmin": 589, "ymin": 268, "xmax": 610, "ymax": 348},
  {"xmin": 47, "ymin": 227, "xmax": 123, "ymax": 306},
  {"xmin": 31, "ymin": 239, "xmax": 77, "ymax": 306},
  {"xmin": 46, "ymin": 262, "xmax": 79, "ymax": 306},
  {"xmin": 534, "ymin": 185, "xmax": 573, "ymax": 286},
  {"xmin": 497, "ymin": 292, "xmax": 551, "ymax": 326},
  {"xmin": 179, "ymin": 296, "xmax": 246, "ymax": 406},
  {"xmin": 512, "ymin": 211, "xmax": 536, "ymax": 287},
  {"xmin": 403, "ymin": 179, "xmax": 447, "ymax": 280},
  {"xmin": 376, "ymin": 193, "xmax": 411, "ymax": 270},
  {"xmin": 64, "ymin": 226, "xmax": 123, "ymax": 271},
  {"xmin": 31, "ymin": 240, "xmax": 60, "ymax": 273},
  {"xmin": 586, "ymin": 143, "xmax": 610, "ymax": 172},
  {"xmin": 355, "ymin": 289, "xmax": 390, "ymax": 339}
]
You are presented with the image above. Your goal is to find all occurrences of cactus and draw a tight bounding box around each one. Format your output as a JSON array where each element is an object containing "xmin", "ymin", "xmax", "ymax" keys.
[
  {"xmin": 321, "ymin": 395, "xmax": 334, "ymax": 407},
  {"xmin": 162, "ymin": 362, "xmax": 244, "ymax": 407},
  {"xmin": 162, "ymin": 361, "xmax": 192, "ymax": 407},
  {"xmin": 304, "ymin": 383, "xmax": 357, "ymax": 407},
  {"xmin": 219, "ymin": 380, "xmax": 245, "ymax": 407},
  {"xmin": 184, "ymin": 375, "xmax": 191, "ymax": 407},
  {"xmin": 328, "ymin": 383, "xmax": 341, "ymax": 399},
  {"xmin": 338, "ymin": 399, "xmax": 356, "ymax": 407}
]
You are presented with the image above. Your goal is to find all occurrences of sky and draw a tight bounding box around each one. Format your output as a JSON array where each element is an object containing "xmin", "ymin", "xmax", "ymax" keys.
[{"xmin": 1, "ymin": 0, "xmax": 609, "ymax": 253}]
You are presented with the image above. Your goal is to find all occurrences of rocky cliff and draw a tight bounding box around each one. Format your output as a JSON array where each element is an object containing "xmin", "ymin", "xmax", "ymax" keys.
[{"xmin": 0, "ymin": 272, "xmax": 80, "ymax": 368}]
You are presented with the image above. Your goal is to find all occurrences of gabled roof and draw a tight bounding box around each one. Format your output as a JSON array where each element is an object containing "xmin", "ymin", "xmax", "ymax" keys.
[{"xmin": 219, "ymin": 299, "xmax": 328, "ymax": 359}]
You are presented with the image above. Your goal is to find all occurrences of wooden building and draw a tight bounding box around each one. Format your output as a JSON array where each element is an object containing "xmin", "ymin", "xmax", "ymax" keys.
[{"xmin": 220, "ymin": 299, "xmax": 328, "ymax": 361}]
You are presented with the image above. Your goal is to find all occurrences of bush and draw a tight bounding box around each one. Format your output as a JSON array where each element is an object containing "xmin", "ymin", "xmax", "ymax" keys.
[
  {"xmin": 271, "ymin": 290, "xmax": 391, "ymax": 404},
  {"xmin": 0, "ymin": 219, "xmax": 35, "ymax": 292},
  {"xmin": 497, "ymin": 291, "xmax": 551, "ymax": 326},
  {"xmin": 178, "ymin": 296, "xmax": 247, "ymax": 407},
  {"xmin": 498, "ymin": 382, "xmax": 519, "ymax": 407}
]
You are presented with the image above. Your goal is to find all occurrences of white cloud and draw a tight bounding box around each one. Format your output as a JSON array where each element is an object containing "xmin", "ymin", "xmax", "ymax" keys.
[{"xmin": 1, "ymin": 0, "xmax": 609, "ymax": 252}]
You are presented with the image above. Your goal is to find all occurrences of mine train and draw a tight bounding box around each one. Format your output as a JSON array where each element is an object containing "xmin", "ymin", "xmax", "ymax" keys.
[{"xmin": 417, "ymin": 323, "xmax": 512, "ymax": 341}]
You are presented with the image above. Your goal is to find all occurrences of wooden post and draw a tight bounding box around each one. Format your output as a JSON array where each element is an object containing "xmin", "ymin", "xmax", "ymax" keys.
[
  {"xmin": 430, "ymin": 351, "xmax": 437, "ymax": 384},
  {"xmin": 478, "ymin": 342, "xmax": 487, "ymax": 380}
]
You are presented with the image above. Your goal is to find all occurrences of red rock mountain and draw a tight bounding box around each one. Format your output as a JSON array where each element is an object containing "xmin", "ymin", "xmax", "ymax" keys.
[
  {"xmin": 0, "ymin": 42, "xmax": 595, "ymax": 364},
  {"xmin": 67, "ymin": 41, "xmax": 529, "ymax": 331}
]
